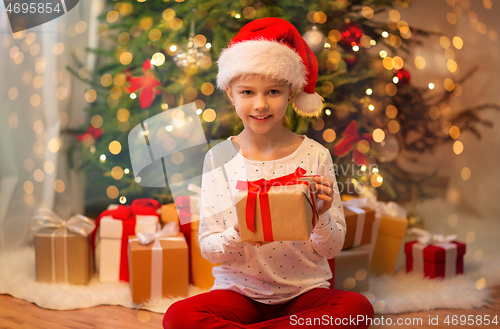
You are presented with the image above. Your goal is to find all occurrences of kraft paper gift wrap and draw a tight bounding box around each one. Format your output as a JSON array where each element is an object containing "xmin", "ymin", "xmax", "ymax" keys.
[
  {"xmin": 405, "ymin": 229, "xmax": 466, "ymax": 279},
  {"xmin": 191, "ymin": 217, "xmax": 220, "ymax": 290},
  {"xmin": 128, "ymin": 223, "xmax": 189, "ymax": 304},
  {"xmin": 31, "ymin": 209, "xmax": 95, "ymax": 285},
  {"xmin": 235, "ymin": 167, "xmax": 319, "ymax": 242},
  {"xmin": 331, "ymin": 247, "xmax": 370, "ymax": 292},
  {"xmin": 341, "ymin": 206, "xmax": 375, "ymax": 250}
]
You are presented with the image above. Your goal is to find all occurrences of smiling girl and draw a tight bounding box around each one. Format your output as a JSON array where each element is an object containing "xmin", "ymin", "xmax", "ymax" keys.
[{"xmin": 163, "ymin": 17, "xmax": 374, "ymax": 329}]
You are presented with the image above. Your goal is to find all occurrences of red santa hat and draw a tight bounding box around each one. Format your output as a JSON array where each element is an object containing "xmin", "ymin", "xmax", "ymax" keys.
[{"xmin": 217, "ymin": 17, "xmax": 324, "ymax": 117}]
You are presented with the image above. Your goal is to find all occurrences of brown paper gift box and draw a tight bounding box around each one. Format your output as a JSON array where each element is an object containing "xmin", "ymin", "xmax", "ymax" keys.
[
  {"xmin": 235, "ymin": 179, "xmax": 317, "ymax": 242},
  {"xmin": 35, "ymin": 227, "xmax": 94, "ymax": 285},
  {"xmin": 370, "ymin": 214, "xmax": 408, "ymax": 275},
  {"xmin": 128, "ymin": 233, "xmax": 188, "ymax": 304},
  {"xmin": 190, "ymin": 219, "xmax": 220, "ymax": 290},
  {"xmin": 342, "ymin": 207, "xmax": 376, "ymax": 250}
]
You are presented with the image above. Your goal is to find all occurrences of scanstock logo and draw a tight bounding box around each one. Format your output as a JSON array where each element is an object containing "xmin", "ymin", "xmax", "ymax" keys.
[{"xmin": 4, "ymin": 0, "xmax": 79, "ymax": 32}]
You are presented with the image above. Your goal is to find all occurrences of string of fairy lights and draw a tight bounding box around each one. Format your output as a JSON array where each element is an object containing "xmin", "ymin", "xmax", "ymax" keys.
[{"xmin": 2, "ymin": 0, "xmax": 497, "ymax": 212}]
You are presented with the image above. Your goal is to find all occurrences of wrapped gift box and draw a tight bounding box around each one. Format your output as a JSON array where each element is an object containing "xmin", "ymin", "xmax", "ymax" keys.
[
  {"xmin": 99, "ymin": 213, "xmax": 158, "ymax": 282},
  {"xmin": 129, "ymin": 233, "xmax": 188, "ymax": 303},
  {"xmin": 32, "ymin": 210, "xmax": 95, "ymax": 285},
  {"xmin": 405, "ymin": 240, "xmax": 466, "ymax": 279},
  {"xmin": 35, "ymin": 228, "xmax": 94, "ymax": 285},
  {"xmin": 191, "ymin": 218, "xmax": 220, "ymax": 290},
  {"xmin": 329, "ymin": 247, "xmax": 370, "ymax": 292},
  {"xmin": 93, "ymin": 201, "xmax": 160, "ymax": 283},
  {"xmin": 370, "ymin": 214, "xmax": 408, "ymax": 276},
  {"xmin": 235, "ymin": 169, "xmax": 318, "ymax": 242},
  {"xmin": 342, "ymin": 206, "xmax": 375, "ymax": 250}
]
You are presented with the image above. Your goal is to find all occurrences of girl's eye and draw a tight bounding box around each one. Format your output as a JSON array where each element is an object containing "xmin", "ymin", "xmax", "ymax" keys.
[
  {"xmin": 242, "ymin": 90, "xmax": 252, "ymax": 95},
  {"xmin": 269, "ymin": 89, "xmax": 280, "ymax": 95}
]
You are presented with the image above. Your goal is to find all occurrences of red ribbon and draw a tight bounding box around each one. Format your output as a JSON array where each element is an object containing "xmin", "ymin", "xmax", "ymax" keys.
[
  {"xmin": 90, "ymin": 198, "xmax": 160, "ymax": 282},
  {"xmin": 334, "ymin": 120, "xmax": 372, "ymax": 166},
  {"xmin": 130, "ymin": 198, "xmax": 161, "ymax": 217},
  {"xmin": 175, "ymin": 196, "xmax": 192, "ymax": 208},
  {"xmin": 235, "ymin": 167, "xmax": 318, "ymax": 242}
]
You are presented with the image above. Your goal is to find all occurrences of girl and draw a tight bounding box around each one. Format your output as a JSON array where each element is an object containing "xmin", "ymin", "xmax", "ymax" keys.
[{"xmin": 164, "ymin": 18, "xmax": 374, "ymax": 329}]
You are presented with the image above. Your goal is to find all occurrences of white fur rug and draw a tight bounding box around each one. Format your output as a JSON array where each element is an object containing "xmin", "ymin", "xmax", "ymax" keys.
[
  {"xmin": 0, "ymin": 247, "xmax": 495, "ymax": 315},
  {"xmin": 366, "ymin": 272, "xmax": 493, "ymax": 314}
]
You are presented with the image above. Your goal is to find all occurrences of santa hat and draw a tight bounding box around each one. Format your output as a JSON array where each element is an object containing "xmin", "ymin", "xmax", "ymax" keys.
[{"xmin": 217, "ymin": 17, "xmax": 324, "ymax": 117}]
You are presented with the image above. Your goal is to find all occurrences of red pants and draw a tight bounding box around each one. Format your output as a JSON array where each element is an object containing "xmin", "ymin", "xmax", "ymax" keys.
[{"xmin": 163, "ymin": 288, "xmax": 374, "ymax": 329}]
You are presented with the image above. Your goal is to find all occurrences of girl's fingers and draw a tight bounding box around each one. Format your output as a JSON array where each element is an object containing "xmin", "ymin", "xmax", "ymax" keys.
[
  {"xmin": 315, "ymin": 183, "xmax": 333, "ymax": 197},
  {"xmin": 313, "ymin": 175, "xmax": 333, "ymax": 188},
  {"xmin": 317, "ymin": 193, "xmax": 333, "ymax": 204}
]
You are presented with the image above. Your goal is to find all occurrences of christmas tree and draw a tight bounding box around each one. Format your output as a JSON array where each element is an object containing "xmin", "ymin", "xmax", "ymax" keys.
[{"xmin": 68, "ymin": 0, "xmax": 499, "ymax": 210}]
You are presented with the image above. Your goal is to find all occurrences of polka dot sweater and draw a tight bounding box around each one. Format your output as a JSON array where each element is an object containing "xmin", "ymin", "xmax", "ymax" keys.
[{"xmin": 198, "ymin": 135, "xmax": 346, "ymax": 304}]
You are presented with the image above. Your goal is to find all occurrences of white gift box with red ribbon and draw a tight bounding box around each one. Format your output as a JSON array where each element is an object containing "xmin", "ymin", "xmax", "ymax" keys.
[{"xmin": 405, "ymin": 228, "xmax": 466, "ymax": 279}]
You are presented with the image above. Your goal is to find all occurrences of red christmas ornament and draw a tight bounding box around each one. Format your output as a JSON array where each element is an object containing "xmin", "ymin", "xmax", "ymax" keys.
[
  {"xmin": 334, "ymin": 120, "xmax": 372, "ymax": 166},
  {"xmin": 394, "ymin": 68, "xmax": 411, "ymax": 84},
  {"xmin": 77, "ymin": 126, "xmax": 102, "ymax": 142},
  {"xmin": 125, "ymin": 60, "xmax": 161, "ymax": 109},
  {"xmin": 339, "ymin": 23, "xmax": 364, "ymax": 50}
]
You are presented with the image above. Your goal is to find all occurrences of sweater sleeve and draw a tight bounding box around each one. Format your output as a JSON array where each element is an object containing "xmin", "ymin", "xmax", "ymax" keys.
[
  {"xmin": 309, "ymin": 149, "xmax": 346, "ymax": 259},
  {"xmin": 198, "ymin": 150, "xmax": 246, "ymax": 263}
]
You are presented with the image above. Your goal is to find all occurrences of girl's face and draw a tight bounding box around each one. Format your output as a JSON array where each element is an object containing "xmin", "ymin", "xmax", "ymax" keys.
[{"xmin": 226, "ymin": 75, "xmax": 292, "ymax": 136}]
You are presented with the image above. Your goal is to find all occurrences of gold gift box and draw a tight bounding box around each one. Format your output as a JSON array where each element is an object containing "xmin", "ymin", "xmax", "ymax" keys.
[
  {"xmin": 235, "ymin": 179, "xmax": 317, "ymax": 242},
  {"xmin": 128, "ymin": 233, "xmax": 188, "ymax": 304},
  {"xmin": 34, "ymin": 227, "xmax": 93, "ymax": 285},
  {"xmin": 342, "ymin": 207, "xmax": 376, "ymax": 250},
  {"xmin": 370, "ymin": 214, "xmax": 408, "ymax": 276},
  {"xmin": 190, "ymin": 219, "xmax": 219, "ymax": 290}
]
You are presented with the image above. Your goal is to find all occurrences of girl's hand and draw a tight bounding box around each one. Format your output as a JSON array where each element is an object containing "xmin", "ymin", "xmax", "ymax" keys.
[
  {"xmin": 233, "ymin": 222, "xmax": 268, "ymax": 247},
  {"xmin": 313, "ymin": 175, "xmax": 334, "ymax": 216}
]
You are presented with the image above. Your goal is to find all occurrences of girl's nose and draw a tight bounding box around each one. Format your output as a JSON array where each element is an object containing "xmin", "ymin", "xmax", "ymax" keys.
[{"xmin": 254, "ymin": 94, "xmax": 268, "ymax": 111}]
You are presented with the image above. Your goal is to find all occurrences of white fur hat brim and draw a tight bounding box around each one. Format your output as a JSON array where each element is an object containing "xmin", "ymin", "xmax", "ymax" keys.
[{"xmin": 216, "ymin": 39, "xmax": 307, "ymax": 91}]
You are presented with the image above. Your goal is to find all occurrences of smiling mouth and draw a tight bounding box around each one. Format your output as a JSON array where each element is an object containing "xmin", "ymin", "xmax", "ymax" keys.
[{"xmin": 251, "ymin": 115, "xmax": 271, "ymax": 120}]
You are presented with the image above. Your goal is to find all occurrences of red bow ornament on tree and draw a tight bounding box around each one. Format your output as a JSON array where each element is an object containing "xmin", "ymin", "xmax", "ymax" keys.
[
  {"xmin": 77, "ymin": 126, "xmax": 102, "ymax": 143},
  {"xmin": 334, "ymin": 120, "xmax": 372, "ymax": 166},
  {"xmin": 126, "ymin": 59, "xmax": 161, "ymax": 109}
]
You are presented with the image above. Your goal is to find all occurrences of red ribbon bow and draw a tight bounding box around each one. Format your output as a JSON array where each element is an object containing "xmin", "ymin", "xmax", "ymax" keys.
[
  {"xmin": 130, "ymin": 198, "xmax": 160, "ymax": 216},
  {"xmin": 125, "ymin": 59, "xmax": 161, "ymax": 109},
  {"xmin": 235, "ymin": 167, "xmax": 318, "ymax": 242},
  {"xmin": 90, "ymin": 198, "xmax": 160, "ymax": 282},
  {"xmin": 76, "ymin": 126, "xmax": 102, "ymax": 142},
  {"xmin": 334, "ymin": 120, "xmax": 372, "ymax": 166}
]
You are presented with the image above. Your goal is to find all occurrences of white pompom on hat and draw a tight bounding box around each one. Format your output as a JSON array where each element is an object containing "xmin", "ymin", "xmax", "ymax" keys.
[{"xmin": 217, "ymin": 17, "xmax": 324, "ymax": 117}]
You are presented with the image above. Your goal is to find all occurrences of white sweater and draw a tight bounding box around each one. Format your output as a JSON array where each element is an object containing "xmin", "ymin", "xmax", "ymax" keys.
[{"xmin": 198, "ymin": 135, "xmax": 346, "ymax": 304}]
